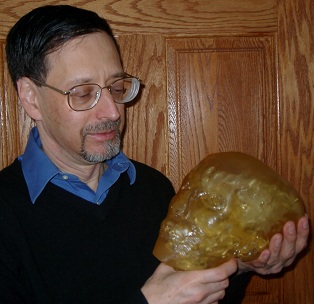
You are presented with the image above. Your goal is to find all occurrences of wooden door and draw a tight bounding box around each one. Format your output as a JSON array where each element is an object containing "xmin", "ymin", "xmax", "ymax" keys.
[{"xmin": 0, "ymin": 0, "xmax": 313, "ymax": 303}]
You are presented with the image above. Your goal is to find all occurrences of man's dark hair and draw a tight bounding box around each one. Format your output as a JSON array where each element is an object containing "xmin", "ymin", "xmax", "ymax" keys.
[{"xmin": 5, "ymin": 5, "xmax": 121, "ymax": 89}]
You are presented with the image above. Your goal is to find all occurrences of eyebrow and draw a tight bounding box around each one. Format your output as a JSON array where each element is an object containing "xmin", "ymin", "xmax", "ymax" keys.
[
  {"xmin": 67, "ymin": 72, "xmax": 125, "ymax": 88},
  {"xmin": 112, "ymin": 71, "xmax": 125, "ymax": 78},
  {"xmin": 67, "ymin": 77, "xmax": 93, "ymax": 87}
]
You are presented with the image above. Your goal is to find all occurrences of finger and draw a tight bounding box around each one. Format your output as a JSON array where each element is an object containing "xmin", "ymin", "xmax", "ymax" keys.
[
  {"xmin": 255, "ymin": 248, "xmax": 272, "ymax": 265},
  {"xmin": 200, "ymin": 289, "xmax": 226, "ymax": 304},
  {"xmin": 267, "ymin": 216, "xmax": 309, "ymax": 264},
  {"xmin": 200, "ymin": 277, "xmax": 230, "ymax": 303},
  {"xmin": 255, "ymin": 232, "xmax": 283, "ymax": 271},
  {"xmin": 173, "ymin": 272, "xmax": 230, "ymax": 303},
  {"xmin": 200, "ymin": 259, "xmax": 237, "ymax": 283},
  {"xmin": 262, "ymin": 221, "xmax": 296, "ymax": 272},
  {"xmin": 280, "ymin": 221, "xmax": 297, "ymax": 260},
  {"xmin": 276, "ymin": 216, "xmax": 309, "ymax": 269},
  {"xmin": 295, "ymin": 216, "xmax": 309, "ymax": 253}
]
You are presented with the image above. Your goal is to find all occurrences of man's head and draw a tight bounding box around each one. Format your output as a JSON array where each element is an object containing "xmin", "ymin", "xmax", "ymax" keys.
[
  {"xmin": 6, "ymin": 5, "xmax": 121, "ymax": 88},
  {"xmin": 5, "ymin": 5, "xmax": 139, "ymax": 165}
]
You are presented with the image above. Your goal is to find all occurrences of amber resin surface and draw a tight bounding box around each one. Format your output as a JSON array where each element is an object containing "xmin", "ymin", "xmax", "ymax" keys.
[{"xmin": 153, "ymin": 152, "xmax": 305, "ymax": 270}]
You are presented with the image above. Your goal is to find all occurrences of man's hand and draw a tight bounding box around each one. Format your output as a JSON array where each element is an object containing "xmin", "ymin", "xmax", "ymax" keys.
[
  {"xmin": 141, "ymin": 259, "xmax": 237, "ymax": 304},
  {"xmin": 238, "ymin": 215, "xmax": 309, "ymax": 275}
]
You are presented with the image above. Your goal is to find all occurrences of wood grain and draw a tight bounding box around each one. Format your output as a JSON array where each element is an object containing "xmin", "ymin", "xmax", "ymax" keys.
[
  {"xmin": 166, "ymin": 35, "xmax": 278, "ymax": 190},
  {"xmin": 0, "ymin": 0, "xmax": 312, "ymax": 303},
  {"xmin": 278, "ymin": 0, "xmax": 314, "ymax": 303},
  {"xmin": 118, "ymin": 34, "xmax": 169, "ymax": 174},
  {"xmin": 0, "ymin": 0, "xmax": 277, "ymax": 38}
]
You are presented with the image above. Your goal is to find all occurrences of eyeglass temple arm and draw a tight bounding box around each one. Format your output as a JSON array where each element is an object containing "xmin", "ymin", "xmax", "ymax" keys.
[
  {"xmin": 124, "ymin": 73, "xmax": 141, "ymax": 82},
  {"xmin": 29, "ymin": 77, "xmax": 69, "ymax": 95}
]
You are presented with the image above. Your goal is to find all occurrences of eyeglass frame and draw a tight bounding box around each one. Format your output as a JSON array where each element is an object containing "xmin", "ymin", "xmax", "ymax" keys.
[{"xmin": 29, "ymin": 73, "xmax": 141, "ymax": 111}]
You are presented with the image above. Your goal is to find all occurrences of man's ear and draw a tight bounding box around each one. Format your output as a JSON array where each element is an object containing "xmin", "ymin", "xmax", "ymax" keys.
[{"xmin": 16, "ymin": 77, "xmax": 42, "ymax": 121}]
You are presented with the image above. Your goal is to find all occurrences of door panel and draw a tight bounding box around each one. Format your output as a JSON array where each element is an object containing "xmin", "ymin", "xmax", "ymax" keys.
[
  {"xmin": 0, "ymin": 0, "xmax": 313, "ymax": 303},
  {"xmin": 165, "ymin": 35, "xmax": 277, "ymax": 189}
]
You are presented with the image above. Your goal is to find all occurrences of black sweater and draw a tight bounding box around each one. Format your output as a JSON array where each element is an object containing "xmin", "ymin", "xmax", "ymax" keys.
[{"xmin": 0, "ymin": 159, "xmax": 251, "ymax": 303}]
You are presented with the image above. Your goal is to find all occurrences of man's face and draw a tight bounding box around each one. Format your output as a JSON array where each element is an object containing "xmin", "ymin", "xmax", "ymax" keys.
[{"xmin": 34, "ymin": 32, "xmax": 125, "ymax": 165}]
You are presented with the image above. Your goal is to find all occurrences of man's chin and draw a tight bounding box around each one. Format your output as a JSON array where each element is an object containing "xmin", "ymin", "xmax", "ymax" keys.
[
  {"xmin": 81, "ymin": 136, "xmax": 121, "ymax": 162},
  {"xmin": 81, "ymin": 148, "xmax": 120, "ymax": 163}
]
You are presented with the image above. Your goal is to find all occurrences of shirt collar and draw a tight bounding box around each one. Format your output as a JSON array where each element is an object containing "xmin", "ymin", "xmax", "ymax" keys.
[{"xmin": 19, "ymin": 127, "xmax": 136, "ymax": 204}]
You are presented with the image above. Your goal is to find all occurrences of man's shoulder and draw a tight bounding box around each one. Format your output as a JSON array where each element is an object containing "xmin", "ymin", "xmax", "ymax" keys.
[
  {"xmin": 130, "ymin": 159, "xmax": 160, "ymax": 173},
  {"xmin": 130, "ymin": 159, "xmax": 172, "ymax": 185},
  {"xmin": 0, "ymin": 159, "xmax": 24, "ymax": 188},
  {"xmin": 0, "ymin": 158, "xmax": 21, "ymax": 174},
  {"xmin": 128, "ymin": 159, "xmax": 175, "ymax": 200},
  {"xmin": 0, "ymin": 159, "xmax": 30, "ymax": 214}
]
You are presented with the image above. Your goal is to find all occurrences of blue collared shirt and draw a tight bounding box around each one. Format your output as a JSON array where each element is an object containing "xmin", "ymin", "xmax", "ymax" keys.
[{"xmin": 18, "ymin": 127, "xmax": 136, "ymax": 205}]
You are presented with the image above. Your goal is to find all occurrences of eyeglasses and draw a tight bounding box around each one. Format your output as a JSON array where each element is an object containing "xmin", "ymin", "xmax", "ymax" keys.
[{"xmin": 30, "ymin": 73, "xmax": 141, "ymax": 111}]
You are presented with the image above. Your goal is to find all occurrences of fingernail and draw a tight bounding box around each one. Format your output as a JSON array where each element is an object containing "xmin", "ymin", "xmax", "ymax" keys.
[
  {"xmin": 288, "ymin": 225, "xmax": 296, "ymax": 235},
  {"xmin": 303, "ymin": 221, "xmax": 309, "ymax": 229},
  {"xmin": 275, "ymin": 237, "xmax": 282, "ymax": 247}
]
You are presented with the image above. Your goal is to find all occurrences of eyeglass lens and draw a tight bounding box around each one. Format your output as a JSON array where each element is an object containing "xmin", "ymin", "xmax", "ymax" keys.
[{"xmin": 68, "ymin": 77, "xmax": 140, "ymax": 111}]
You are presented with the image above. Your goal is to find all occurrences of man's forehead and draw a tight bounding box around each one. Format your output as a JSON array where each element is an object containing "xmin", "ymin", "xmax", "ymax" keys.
[{"xmin": 44, "ymin": 32, "xmax": 121, "ymax": 84}]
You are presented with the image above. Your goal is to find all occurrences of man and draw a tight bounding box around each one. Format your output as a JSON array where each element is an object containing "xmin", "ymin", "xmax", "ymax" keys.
[{"xmin": 0, "ymin": 5, "xmax": 309, "ymax": 304}]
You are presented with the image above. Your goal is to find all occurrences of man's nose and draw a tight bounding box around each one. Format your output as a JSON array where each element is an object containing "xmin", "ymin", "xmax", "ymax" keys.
[{"xmin": 94, "ymin": 89, "xmax": 121, "ymax": 121}]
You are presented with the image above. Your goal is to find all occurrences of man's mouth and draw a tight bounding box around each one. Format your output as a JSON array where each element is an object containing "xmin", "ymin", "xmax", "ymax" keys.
[{"xmin": 86, "ymin": 129, "xmax": 117, "ymax": 142}]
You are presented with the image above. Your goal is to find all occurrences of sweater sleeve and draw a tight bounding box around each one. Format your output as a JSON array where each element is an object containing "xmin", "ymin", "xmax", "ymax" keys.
[
  {"xmin": 219, "ymin": 272, "xmax": 252, "ymax": 304},
  {"xmin": 127, "ymin": 290, "xmax": 149, "ymax": 304},
  {"xmin": 0, "ymin": 234, "xmax": 34, "ymax": 304},
  {"xmin": 0, "ymin": 185, "xmax": 51, "ymax": 304}
]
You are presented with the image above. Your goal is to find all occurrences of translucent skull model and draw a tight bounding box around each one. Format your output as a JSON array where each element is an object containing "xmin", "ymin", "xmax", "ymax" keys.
[{"xmin": 153, "ymin": 152, "xmax": 304, "ymax": 270}]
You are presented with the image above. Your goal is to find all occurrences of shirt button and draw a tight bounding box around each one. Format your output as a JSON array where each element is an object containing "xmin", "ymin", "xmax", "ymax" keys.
[{"xmin": 62, "ymin": 175, "xmax": 69, "ymax": 180}]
